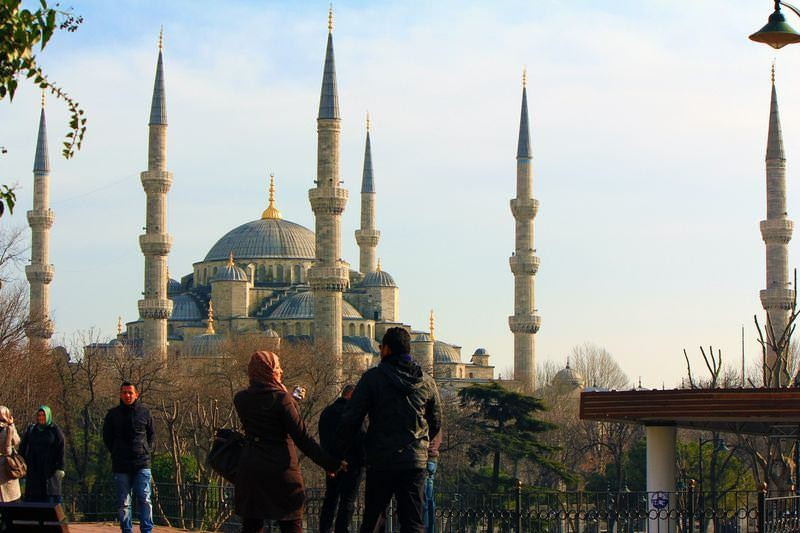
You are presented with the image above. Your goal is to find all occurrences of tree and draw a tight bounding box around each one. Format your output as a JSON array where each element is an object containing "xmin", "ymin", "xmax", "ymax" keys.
[
  {"xmin": 458, "ymin": 383, "xmax": 569, "ymax": 491},
  {"xmin": 0, "ymin": 0, "xmax": 85, "ymax": 216},
  {"xmin": 569, "ymin": 342, "xmax": 629, "ymax": 390}
]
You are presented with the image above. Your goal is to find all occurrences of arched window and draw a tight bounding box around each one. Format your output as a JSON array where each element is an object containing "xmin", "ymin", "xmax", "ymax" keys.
[
  {"xmin": 282, "ymin": 323, "xmax": 289, "ymax": 337},
  {"xmin": 359, "ymin": 324, "xmax": 365, "ymax": 336},
  {"xmin": 349, "ymin": 323, "xmax": 356, "ymax": 336},
  {"xmin": 257, "ymin": 265, "xmax": 266, "ymax": 282},
  {"xmin": 294, "ymin": 264, "xmax": 302, "ymax": 282},
  {"xmin": 307, "ymin": 322, "xmax": 313, "ymax": 335},
  {"xmin": 266, "ymin": 265, "xmax": 274, "ymax": 282},
  {"xmin": 367, "ymin": 324, "xmax": 372, "ymax": 338},
  {"xmin": 276, "ymin": 265, "xmax": 284, "ymax": 282},
  {"xmin": 203, "ymin": 268, "xmax": 208, "ymax": 284},
  {"xmin": 212, "ymin": 267, "xmax": 218, "ymax": 277},
  {"xmin": 295, "ymin": 322, "xmax": 302, "ymax": 335}
]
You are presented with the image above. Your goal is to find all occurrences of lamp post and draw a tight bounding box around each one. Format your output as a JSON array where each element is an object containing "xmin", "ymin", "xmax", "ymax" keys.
[
  {"xmin": 698, "ymin": 438, "xmax": 729, "ymax": 501},
  {"xmin": 750, "ymin": 1, "xmax": 800, "ymax": 48}
]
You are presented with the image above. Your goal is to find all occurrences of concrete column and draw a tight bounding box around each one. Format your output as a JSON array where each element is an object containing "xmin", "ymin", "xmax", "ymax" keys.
[{"xmin": 646, "ymin": 425, "xmax": 677, "ymax": 533}]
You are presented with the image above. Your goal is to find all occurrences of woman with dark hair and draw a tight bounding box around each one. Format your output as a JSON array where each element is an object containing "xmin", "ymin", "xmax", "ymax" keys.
[
  {"xmin": 234, "ymin": 351, "xmax": 345, "ymax": 533},
  {"xmin": 19, "ymin": 406, "xmax": 65, "ymax": 503}
]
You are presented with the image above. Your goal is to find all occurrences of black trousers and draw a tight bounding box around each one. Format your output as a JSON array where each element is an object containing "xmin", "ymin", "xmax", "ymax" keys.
[
  {"xmin": 320, "ymin": 466, "xmax": 364, "ymax": 533},
  {"xmin": 241, "ymin": 517, "xmax": 302, "ymax": 533},
  {"xmin": 359, "ymin": 468, "xmax": 426, "ymax": 533}
]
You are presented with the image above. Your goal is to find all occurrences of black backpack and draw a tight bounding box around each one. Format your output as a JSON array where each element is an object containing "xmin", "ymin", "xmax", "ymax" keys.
[{"xmin": 207, "ymin": 428, "xmax": 244, "ymax": 484}]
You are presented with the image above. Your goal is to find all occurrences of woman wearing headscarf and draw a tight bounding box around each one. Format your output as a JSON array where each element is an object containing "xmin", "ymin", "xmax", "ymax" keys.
[
  {"xmin": 19, "ymin": 405, "xmax": 65, "ymax": 503},
  {"xmin": 0, "ymin": 406, "xmax": 21, "ymax": 502},
  {"xmin": 234, "ymin": 351, "xmax": 345, "ymax": 533}
]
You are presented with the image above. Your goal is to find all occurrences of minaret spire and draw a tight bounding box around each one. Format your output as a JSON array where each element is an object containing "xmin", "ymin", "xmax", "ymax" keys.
[
  {"xmin": 355, "ymin": 111, "xmax": 380, "ymax": 273},
  {"xmin": 26, "ymin": 94, "xmax": 56, "ymax": 349},
  {"xmin": 760, "ymin": 63, "xmax": 793, "ymax": 386},
  {"xmin": 309, "ymin": 9, "xmax": 349, "ymax": 381},
  {"xmin": 138, "ymin": 31, "xmax": 173, "ymax": 360},
  {"xmin": 261, "ymin": 173, "xmax": 282, "ymax": 219},
  {"xmin": 509, "ymin": 68, "xmax": 541, "ymax": 392}
]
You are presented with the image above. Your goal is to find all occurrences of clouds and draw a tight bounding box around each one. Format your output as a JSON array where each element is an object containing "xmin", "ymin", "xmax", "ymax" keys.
[{"xmin": 0, "ymin": 0, "xmax": 793, "ymax": 386}]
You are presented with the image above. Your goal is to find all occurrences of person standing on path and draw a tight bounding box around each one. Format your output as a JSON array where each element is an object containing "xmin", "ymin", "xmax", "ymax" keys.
[
  {"xmin": 423, "ymin": 429, "xmax": 442, "ymax": 533},
  {"xmin": 318, "ymin": 384, "xmax": 365, "ymax": 533},
  {"xmin": 19, "ymin": 405, "xmax": 65, "ymax": 504},
  {"xmin": 0, "ymin": 406, "xmax": 21, "ymax": 502},
  {"xmin": 103, "ymin": 382, "xmax": 155, "ymax": 533},
  {"xmin": 337, "ymin": 327, "xmax": 443, "ymax": 533}
]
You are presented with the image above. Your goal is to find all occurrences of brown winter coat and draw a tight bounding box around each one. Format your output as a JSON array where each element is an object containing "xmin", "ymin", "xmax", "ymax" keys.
[
  {"xmin": 0, "ymin": 424, "xmax": 21, "ymax": 502},
  {"xmin": 233, "ymin": 383, "xmax": 339, "ymax": 521}
]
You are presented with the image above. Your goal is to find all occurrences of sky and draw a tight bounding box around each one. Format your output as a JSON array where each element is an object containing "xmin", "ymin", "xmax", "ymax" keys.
[{"xmin": 0, "ymin": 0, "xmax": 797, "ymax": 388}]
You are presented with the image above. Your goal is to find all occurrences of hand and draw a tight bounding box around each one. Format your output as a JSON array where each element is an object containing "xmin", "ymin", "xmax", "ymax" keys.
[
  {"xmin": 53, "ymin": 470, "xmax": 65, "ymax": 481},
  {"xmin": 338, "ymin": 460, "xmax": 348, "ymax": 473}
]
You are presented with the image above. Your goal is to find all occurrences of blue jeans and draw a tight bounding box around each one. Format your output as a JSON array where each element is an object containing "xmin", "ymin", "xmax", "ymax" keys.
[
  {"xmin": 423, "ymin": 461, "xmax": 436, "ymax": 533},
  {"xmin": 113, "ymin": 469, "xmax": 153, "ymax": 533}
]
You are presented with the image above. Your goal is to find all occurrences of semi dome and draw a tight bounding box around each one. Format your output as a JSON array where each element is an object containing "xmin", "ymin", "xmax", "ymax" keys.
[
  {"xmin": 268, "ymin": 291, "xmax": 363, "ymax": 320},
  {"xmin": 170, "ymin": 294, "xmax": 203, "ymax": 321},
  {"xmin": 362, "ymin": 270, "xmax": 396, "ymax": 288},
  {"xmin": 434, "ymin": 340, "xmax": 462, "ymax": 364},
  {"xmin": 412, "ymin": 332, "xmax": 432, "ymax": 343},
  {"xmin": 190, "ymin": 333, "xmax": 224, "ymax": 356},
  {"xmin": 204, "ymin": 218, "xmax": 315, "ymax": 262},
  {"xmin": 213, "ymin": 263, "xmax": 248, "ymax": 282}
]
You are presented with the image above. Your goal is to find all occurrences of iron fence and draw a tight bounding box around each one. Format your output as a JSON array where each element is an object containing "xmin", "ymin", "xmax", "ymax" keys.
[{"xmin": 60, "ymin": 481, "xmax": 786, "ymax": 532}]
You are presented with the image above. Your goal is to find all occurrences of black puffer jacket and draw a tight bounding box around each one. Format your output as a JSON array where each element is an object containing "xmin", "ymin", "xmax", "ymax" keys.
[
  {"xmin": 319, "ymin": 397, "xmax": 365, "ymax": 467},
  {"xmin": 337, "ymin": 353, "xmax": 442, "ymax": 470},
  {"xmin": 102, "ymin": 401, "xmax": 154, "ymax": 473}
]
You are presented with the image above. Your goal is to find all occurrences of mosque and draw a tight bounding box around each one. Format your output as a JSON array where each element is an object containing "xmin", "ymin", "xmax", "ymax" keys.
[{"xmin": 24, "ymin": 11, "xmax": 550, "ymax": 392}]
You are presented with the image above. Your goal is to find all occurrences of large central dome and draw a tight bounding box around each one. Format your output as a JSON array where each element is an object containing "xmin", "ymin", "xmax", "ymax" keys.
[{"xmin": 204, "ymin": 218, "xmax": 315, "ymax": 261}]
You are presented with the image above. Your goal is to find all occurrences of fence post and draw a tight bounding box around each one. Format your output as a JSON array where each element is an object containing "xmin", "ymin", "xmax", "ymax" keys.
[
  {"xmin": 515, "ymin": 479, "xmax": 522, "ymax": 533},
  {"xmin": 190, "ymin": 481, "xmax": 198, "ymax": 529},
  {"xmin": 687, "ymin": 479, "xmax": 695, "ymax": 533},
  {"xmin": 758, "ymin": 482, "xmax": 768, "ymax": 533}
]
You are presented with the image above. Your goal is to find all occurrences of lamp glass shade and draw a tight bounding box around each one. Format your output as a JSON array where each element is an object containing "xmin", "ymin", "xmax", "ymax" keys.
[{"xmin": 749, "ymin": 10, "xmax": 800, "ymax": 49}]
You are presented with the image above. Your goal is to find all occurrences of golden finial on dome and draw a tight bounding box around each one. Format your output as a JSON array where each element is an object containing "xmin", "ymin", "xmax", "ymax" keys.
[
  {"xmin": 41, "ymin": 90, "xmax": 45, "ymax": 109},
  {"xmin": 117, "ymin": 316, "xmax": 123, "ymax": 335},
  {"xmin": 366, "ymin": 111, "xmax": 371, "ymax": 133},
  {"xmin": 158, "ymin": 26, "xmax": 164, "ymax": 51},
  {"xmin": 522, "ymin": 66, "xmax": 527, "ymax": 88},
  {"xmin": 429, "ymin": 309, "xmax": 435, "ymax": 341},
  {"xmin": 261, "ymin": 173, "xmax": 283, "ymax": 220},
  {"xmin": 772, "ymin": 59, "xmax": 776, "ymax": 84},
  {"xmin": 206, "ymin": 300, "xmax": 215, "ymax": 334},
  {"xmin": 328, "ymin": 4, "xmax": 334, "ymax": 33},
  {"xmin": 227, "ymin": 251, "xmax": 235, "ymax": 267},
  {"xmin": 376, "ymin": 258, "xmax": 381, "ymax": 272}
]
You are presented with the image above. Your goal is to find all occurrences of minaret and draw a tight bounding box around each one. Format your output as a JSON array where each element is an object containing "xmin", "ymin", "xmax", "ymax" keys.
[
  {"xmin": 308, "ymin": 8, "xmax": 349, "ymax": 377},
  {"xmin": 137, "ymin": 29, "xmax": 173, "ymax": 360},
  {"xmin": 355, "ymin": 112, "xmax": 380, "ymax": 273},
  {"xmin": 25, "ymin": 92, "xmax": 55, "ymax": 350},
  {"xmin": 759, "ymin": 64, "xmax": 793, "ymax": 386},
  {"xmin": 508, "ymin": 69, "xmax": 541, "ymax": 392}
]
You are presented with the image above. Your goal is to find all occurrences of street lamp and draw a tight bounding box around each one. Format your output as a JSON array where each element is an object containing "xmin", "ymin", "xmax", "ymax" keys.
[{"xmin": 750, "ymin": 1, "xmax": 800, "ymax": 48}]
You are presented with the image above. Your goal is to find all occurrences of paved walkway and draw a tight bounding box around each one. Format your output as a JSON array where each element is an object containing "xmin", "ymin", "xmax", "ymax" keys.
[{"xmin": 69, "ymin": 523, "xmax": 207, "ymax": 532}]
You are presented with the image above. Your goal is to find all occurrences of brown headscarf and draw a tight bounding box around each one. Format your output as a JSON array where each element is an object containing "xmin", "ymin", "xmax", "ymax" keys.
[{"xmin": 248, "ymin": 351, "xmax": 287, "ymax": 392}]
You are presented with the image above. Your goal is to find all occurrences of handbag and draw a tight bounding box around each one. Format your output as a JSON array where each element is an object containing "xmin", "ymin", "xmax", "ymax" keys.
[
  {"xmin": 207, "ymin": 428, "xmax": 244, "ymax": 484},
  {"xmin": 3, "ymin": 448, "xmax": 27, "ymax": 480}
]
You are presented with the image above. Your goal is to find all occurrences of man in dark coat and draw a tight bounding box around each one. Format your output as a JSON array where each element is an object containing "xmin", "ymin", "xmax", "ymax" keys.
[
  {"xmin": 337, "ymin": 327, "xmax": 442, "ymax": 533},
  {"xmin": 19, "ymin": 405, "xmax": 65, "ymax": 503},
  {"xmin": 318, "ymin": 384, "xmax": 365, "ymax": 533},
  {"xmin": 102, "ymin": 381, "xmax": 155, "ymax": 533}
]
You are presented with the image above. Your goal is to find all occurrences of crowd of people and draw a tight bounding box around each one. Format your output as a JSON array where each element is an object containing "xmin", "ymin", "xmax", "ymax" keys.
[{"xmin": 0, "ymin": 326, "xmax": 443, "ymax": 533}]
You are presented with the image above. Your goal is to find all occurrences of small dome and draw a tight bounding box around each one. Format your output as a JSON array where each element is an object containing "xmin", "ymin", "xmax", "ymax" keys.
[
  {"xmin": 412, "ymin": 332, "xmax": 432, "ymax": 343},
  {"xmin": 343, "ymin": 335, "xmax": 379, "ymax": 355},
  {"xmin": 362, "ymin": 270, "xmax": 397, "ymax": 288},
  {"xmin": 268, "ymin": 291, "xmax": 363, "ymax": 320},
  {"xmin": 473, "ymin": 348, "xmax": 488, "ymax": 356},
  {"xmin": 212, "ymin": 262, "xmax": 248, "ymax": 282},
  {"xmin": 434, "ymin": 340, "xmax": 462, "ymax": 364},
  {"xmin": 190, "ymin": 333, "xmax": 224, "ymax": 356},
  {"xmin": 170, "ymin": 294, "xmax": 203, "ymax": 321},
  {"xmin": 167, "ymin": 278, "xmax": 182, "ymax": 295},
  {"xmin": 263, "ymin": 328, "xmax": 280, "ymax": 338},
  {"xmin": 553, "ymin": 363, "xmax": 585, "ymax": 389}
]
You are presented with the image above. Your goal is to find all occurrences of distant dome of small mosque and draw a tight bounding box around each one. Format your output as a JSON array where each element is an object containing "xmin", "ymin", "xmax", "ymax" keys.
[{"xmin": 553, "ymin": 360, "xmax": 585, "ymax": 389}]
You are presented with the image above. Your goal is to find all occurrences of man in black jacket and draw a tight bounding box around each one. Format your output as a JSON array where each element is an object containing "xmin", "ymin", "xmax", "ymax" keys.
[
  {"xmin": 318, "ymin": 384, "xmax": 364, "ymax": 533},
  {"xmin": 337, "ymin": 327, "xmax": 442, "ymax": 533},
  {"xmin": 102, "ymin": 381, "xmax": 155, "ymax": 533}
]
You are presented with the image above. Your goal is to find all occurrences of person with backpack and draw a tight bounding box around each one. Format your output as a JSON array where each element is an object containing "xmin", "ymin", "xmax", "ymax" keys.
[
  {"xmin": 19, "ymin": 405, "xmax": 65, "ymax": 504},
  {"xmin": 0, "ymin": 406, "xmax": 21, "ymax": 502}
]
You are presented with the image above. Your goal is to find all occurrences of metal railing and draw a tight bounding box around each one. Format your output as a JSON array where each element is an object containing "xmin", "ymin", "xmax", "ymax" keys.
[{"xmin": 60, "ymin": 481, "xmax": 791, "ymax": 532}]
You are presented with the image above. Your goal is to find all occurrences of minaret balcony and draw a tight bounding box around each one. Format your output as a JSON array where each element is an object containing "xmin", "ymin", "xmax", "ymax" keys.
[
  {"xmin": 509, "ymin": 252, "xmax": 539, "ymax": 275},
  {"xmin": 139, "ymin": 234, "xmax": 173, "ymax": 255},
  {"xmin": 307, "ymin": 264, "xmax": 350, "ymax": 292},
  {"xmin": 309, "ymin": 188, "xmax": 348, "ymax": 215},
  {"xmin": 138, "ymin": 298, "xmax": 173, "ymax": 319},
  {"xmin": 26, "ymin": 209, "xmax": 55, "ymax": 229},
  {"xmin": 355, "ymin": 229, "xmax": 380, "ymax": 247},
  {"xmin": 510, "ymin": 198, "xmax": 539, "ymax": 219},
  {"xmin": 26, "ymin": 319, "xmax": 54, "ymax": 339},
  {"xmin": 509, "ymin": 314, "xmax": 541, "ymax": 334},
  {"xmin": 760, "ymin": 288, "xmax": 795, "ymax": 311},
  {"xmin": 140, "ymin": 170, "xmax": 173, "ymax": 193},
  {"xmin": 760, "ymin": 219, "xmax": 794, "ymax": 244},
  {"xmin": 25, "ymin": 264, "xmax": 54, "ymax": 284}
]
